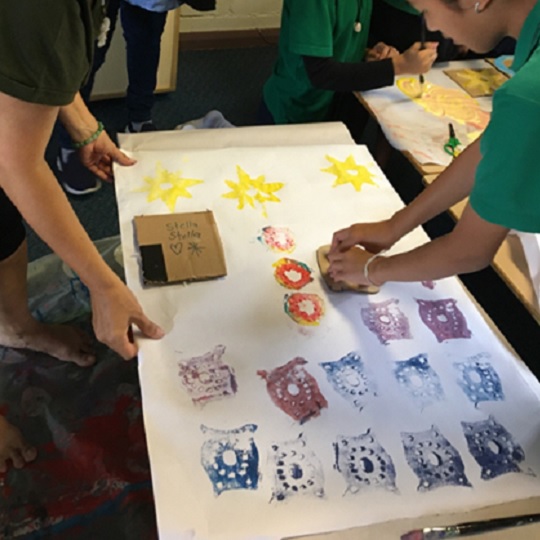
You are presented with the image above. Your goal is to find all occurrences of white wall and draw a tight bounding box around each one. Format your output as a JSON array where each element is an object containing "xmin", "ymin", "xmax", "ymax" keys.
[{"xmin": 179, "ymin": 0, "xmax": 282, "ymax": 32}]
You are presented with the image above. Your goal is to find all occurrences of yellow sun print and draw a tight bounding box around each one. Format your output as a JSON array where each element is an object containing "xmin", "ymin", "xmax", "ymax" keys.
[
  {"xmin": 134, "ymin": 162, "xmax": 203, "ymax": 212},
  {"xmin": 321, "ymin": 155, "xmax": 378, "ymax": 192},
  {"xmin": 222, "ymin": 165, "xmax": 284, "ymax": 218}
]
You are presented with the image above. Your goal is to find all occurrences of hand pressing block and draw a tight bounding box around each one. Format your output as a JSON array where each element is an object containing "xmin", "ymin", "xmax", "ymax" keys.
[{"xmin": 316, "ymin": 245, "xmax": 379, "ymax": 294}]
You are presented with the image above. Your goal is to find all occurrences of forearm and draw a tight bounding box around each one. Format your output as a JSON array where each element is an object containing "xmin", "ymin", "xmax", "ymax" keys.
[
  {"xmin": 57, "ymin": 92, "xmax": 100, "ymax": 144},
  {"xmin": 370, "ymin": 203, "xmax": 509, "ymax": 284},
  {"xmin": 390, "ymin": 139, "xmax": 481, "ymax": 239},
  {"xmin": 303, "ymin": 55, "xmax": 394, "ymax": 92}
]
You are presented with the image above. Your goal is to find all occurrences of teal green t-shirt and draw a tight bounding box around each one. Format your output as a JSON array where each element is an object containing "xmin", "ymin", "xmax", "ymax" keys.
[
  {"xmin": 381, "ymin": 0, "xmax": 419, "ymax": 16},
  {"xmin": 470, "ymin": 0, "xmax": 540, "ymax": 233},
  {"xmin": 263, "ymin": 0, "xmax": 373, "ymax": 124}
]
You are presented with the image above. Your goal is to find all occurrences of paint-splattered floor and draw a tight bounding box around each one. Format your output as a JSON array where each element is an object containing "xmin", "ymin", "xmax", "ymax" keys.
[{"xmin": 0, "ymin": 239, "xmax": 158, "ymax": 539}]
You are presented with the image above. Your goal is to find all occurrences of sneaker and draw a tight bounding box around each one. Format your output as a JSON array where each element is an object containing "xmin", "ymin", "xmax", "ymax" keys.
[
  {"xmin": 125, "ymin": 120, "xmax": 157, "ymax": 133},
  {"xmin": 56, "ymin": 148, "xmax": 102, "ymax": 196}
]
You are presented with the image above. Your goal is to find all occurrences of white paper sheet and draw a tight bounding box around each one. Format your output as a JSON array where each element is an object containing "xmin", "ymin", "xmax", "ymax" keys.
[
  {"xmin": 360, "ymin": 60, "xmax": 493, "ymax": 166},
  {"xmin": 114, "ymin": 144, "xmax": 540, "ymax": 540}
]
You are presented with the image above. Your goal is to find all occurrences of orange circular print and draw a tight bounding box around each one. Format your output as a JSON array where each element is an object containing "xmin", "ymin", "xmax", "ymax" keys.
[
  {"xmin": 259, "ymin": 226, "xmax": 296, "ymax": 253},
  {"xmin": 273, "ymin": 258, "xmax": 313, "ymax": 290},
  {"xmin": 284, "ymin": 293, "xmax": 325, "ymax": 326}
]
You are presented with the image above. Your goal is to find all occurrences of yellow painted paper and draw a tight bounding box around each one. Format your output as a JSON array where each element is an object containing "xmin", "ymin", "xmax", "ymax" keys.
[
  {"xmin": 321, "ymin": 155, "xmax": 378, "ymax": 192},
  {"xmin": 222, "ymin": 165, "xmax": 284, "ymax": 218},
  {"xmin": 134, "ymin": 162, "xmax": 204, "ymax": 212},
  {"xmin": 397, "ymin": 77, "xmax": 490, "ymax": 131}
]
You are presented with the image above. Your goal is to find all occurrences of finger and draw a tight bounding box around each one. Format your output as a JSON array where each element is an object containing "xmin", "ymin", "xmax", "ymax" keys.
[
  {"xmin": 131, "ymin": 314, "xmax": 165, "ymax": 340},
  {"xmin": 113, "ymin": 149, "xmax": 137, "ymax": 166},
  {"xmin": 425, "ymin": 41, "xmax": 439, "ymax": 50},
  {"xmin": 117, "ymin": 337, "xmax": 139, "ymax": 361},
  {"xmin": 86, "ymin": 163, "xmax": 111, "ymax": 182}
]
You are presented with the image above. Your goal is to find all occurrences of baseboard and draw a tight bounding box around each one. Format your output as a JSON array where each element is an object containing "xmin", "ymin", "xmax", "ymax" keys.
[{"xmin": 179, "ymin": 28, "xmax": 279, "ymax": 50}]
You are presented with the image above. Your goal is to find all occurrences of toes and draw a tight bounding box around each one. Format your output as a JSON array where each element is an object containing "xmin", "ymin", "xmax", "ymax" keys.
[
  {"xmin": 10, "ymin": 449, "xmax": 25, "ymax": 469},
  {"xmin": 23, "ymin": 446, "xmax": 37, "ymax": 463}
]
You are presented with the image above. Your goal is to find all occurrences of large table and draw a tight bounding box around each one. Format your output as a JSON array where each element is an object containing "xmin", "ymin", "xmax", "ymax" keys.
[{"xmin": 115, "ymin": 124, "xmax": 540, "ymax": 540}]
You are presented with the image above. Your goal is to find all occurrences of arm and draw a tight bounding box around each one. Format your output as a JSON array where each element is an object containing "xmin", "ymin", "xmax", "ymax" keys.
[
  {"xmin": 303, "ymin": 42, "xmax": 438, "ymax": 92},
  {"xmin": 0, "ymin": 92, "xmax": 163, "ymax": 358},
  {"xmin": 390, "ymin": 138, "xmax": 482, "ymax": 240},
  {"xmin": 58, "ymin": 93, "xmax": 135, "ymax": 181},
  {"xmin": 327, "ymin": 139, "xmax": 504, "ymax": 285},
  {"xmin": 329, "ymin": 204, "xmax": 509, "ymax": 286},
  {"xmin": 330, "ymin": 138, "xmax": 482, "ymax": 255}
]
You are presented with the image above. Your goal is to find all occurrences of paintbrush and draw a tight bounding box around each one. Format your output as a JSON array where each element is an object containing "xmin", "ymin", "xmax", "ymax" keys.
[
  {"xmin": 400, "ymin": 511, "xmax": 540, "ymax": 539},
  {"xmin": 418, "ymin": 12, "xmax": 426, "ymax": 96}
]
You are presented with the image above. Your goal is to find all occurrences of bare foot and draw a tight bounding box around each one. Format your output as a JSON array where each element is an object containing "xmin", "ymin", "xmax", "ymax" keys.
[
  {"xmin": 0, "ymin": 320, "xmax": 96, "ymax": 367},
  {"xmin": 0, "ymin": 416, "xmax": 37, "ymax": 473}
]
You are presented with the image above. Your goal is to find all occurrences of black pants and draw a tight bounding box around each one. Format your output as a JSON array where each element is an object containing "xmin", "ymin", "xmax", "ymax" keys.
[{"xmin": 0, "ymin": 188, "xmax": 25, "ymax": 261}]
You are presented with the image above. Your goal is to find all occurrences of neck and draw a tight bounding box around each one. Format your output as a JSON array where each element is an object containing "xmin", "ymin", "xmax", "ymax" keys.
[{"xmin": 504, "ymin": 0, "xmax": 538, "ymax": 38}]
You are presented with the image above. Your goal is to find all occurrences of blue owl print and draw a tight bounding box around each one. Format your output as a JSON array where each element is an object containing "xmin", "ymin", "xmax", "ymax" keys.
[
  {"xmin": 462, "ymin": 416, "xmax": 529, "ymax": 480},
  {"xmin": 454, "ymin": 353, "xmax": 504, "ymax": 407},
  {"xmin": 334, "ymin": 430, "xmax": 398, "ymax": 494},
  {"xmin": 200, "ymin": 424, "xmax": 260, "ymax": 496},
  {"xmin": 401, "ymin": 425, "xmax": 472, "ymax": 492},
  {"xmin": 320, "ymin": 352, "xmax": 376, "ymax": 411},
  {"xmin": 394, "ymin": 353, "xmax": 444, "ymax": 409}
]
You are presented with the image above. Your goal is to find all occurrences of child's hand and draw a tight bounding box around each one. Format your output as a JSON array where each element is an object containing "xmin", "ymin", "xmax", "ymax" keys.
[
  {"xmin": 366, "ymin": 42, "xmax": 399, "ymax": 62},
  {"xmin": 327, "ymin": 246, "xmax": 376, "ymax": 286},
  {"xmin": 329, "ymin": 220, "xmax": 397, "ymax": 256},
  {"xmin": 393, "ymin": 41, "xmax": 438, "ymax": 75}
]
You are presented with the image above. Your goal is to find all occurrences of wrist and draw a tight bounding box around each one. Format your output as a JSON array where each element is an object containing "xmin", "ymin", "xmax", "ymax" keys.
[
  {"xmin": 72, "ymin": 121, "xmax": 104, "ymax": 149},
  {"xmin": 364, "ymin": 252, "xmax": 386, "ymax": 287},
  {"xmin": 392, "ymin": 55, "xmax": 406, "ymax": 75}
]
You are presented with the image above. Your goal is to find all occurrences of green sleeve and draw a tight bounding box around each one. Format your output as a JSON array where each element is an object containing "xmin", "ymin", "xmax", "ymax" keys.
[
  {"xmin": 470, "ymin": 89, "xmax": 540, "ymax": 233},
  {"xmin": 286, "ymin": 0, "xmax": 335, "ymax": 58}
]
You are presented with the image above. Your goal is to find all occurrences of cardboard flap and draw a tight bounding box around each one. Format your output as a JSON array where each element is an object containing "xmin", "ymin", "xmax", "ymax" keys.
[{"xmin": 134, "ymin": 211, "xmax": 227, "ymax": 285}]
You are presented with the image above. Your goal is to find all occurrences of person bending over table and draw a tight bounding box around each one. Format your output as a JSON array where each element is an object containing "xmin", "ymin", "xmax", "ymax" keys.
[
  {"xmin": 328, "ymin": 0, "xmax": 540, "ymax": 293},
  {"xmin": 0, "ymin": 0, "xmax": 164, "ymax": 471},
  {"xmin": 259, "ymin": 0, "xmax": 438, "ymax": 143}
]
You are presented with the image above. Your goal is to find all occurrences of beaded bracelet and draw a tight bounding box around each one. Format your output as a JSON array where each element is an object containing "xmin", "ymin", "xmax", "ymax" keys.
[
  {"xmin": 364, "ymin": 251, "xmax": 386, "ymax": 287},
  {"xmin": 72, "ymin": 121, "xmax": 104, "ymax": 149}
]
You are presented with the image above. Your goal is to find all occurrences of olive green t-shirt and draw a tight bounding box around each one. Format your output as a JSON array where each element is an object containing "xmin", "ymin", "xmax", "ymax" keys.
[
  {"xmin": 263, "ymin": 0, "xmax": 373, "ymax": 124},
  {"xmin": 381, "ymin": 0, "xmax": 419, "ymax": 16},
  {"xmin": 0, "ymin": 0, "xmax": 103, "ymax": 106},
  {"xmin": 470, "ymin": 0, "xmax": 540, "ymax": 233}
]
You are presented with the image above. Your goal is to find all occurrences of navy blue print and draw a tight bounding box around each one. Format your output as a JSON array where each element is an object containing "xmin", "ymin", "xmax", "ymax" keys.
[
  {"xmin": 200, "ymin": 424, "xmax": 259, "ymax": 496},
  {"xmin": 402, "ymin": 425, "xmax": 472, "ymax": 491},
  {"xmin": 462, "ymin": 416, "xmax": 527, "ymax": 480}
]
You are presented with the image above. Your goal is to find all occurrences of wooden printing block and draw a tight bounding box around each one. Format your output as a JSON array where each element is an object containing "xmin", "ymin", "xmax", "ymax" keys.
[{"xmin": 316, "ymin": 245, "xmax": 379, "ymax": 294}]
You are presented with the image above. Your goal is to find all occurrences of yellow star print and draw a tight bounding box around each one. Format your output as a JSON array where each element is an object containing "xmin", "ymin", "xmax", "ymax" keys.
[
  {"xmin": 134, "ymin": 162, "xmax": 203, "ymax": 212},
  {"xmin": 222, "ymin": 165, "xmax": 284, "ymax": 218},
  {"xmin": 321, "ymin": 155, "xmax": 378, "ymax": 192}
]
